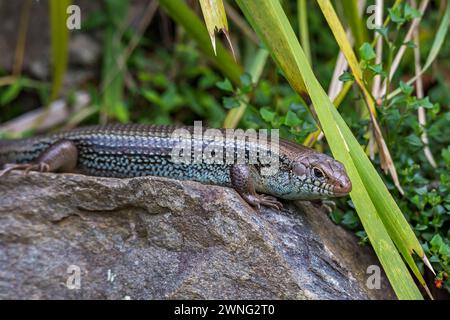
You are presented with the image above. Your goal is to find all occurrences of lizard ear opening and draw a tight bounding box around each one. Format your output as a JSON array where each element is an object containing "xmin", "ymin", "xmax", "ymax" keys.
[{"xmin": 292, "ymin": 163, "xmax": 307, "ymax": 176}]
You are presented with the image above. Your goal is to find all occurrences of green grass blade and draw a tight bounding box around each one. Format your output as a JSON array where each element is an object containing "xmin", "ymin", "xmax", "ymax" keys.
[
  {"xmin": 101, "ymin": 0, "xmax": 129, "ymax": 122},
  {"xmin": 49, "ymin": 0, "xmax": 70, "ymax": 101},
  {"xmin": 236, "ymin": 0, "xmax": 424, "ymax": 299},
  {"xmin": 316, "ymin": 0, "xmax": 431, "ymax": 291},
  {"xmin": 340, "ymin": 0, "xmax": 368, "ymax": 51},
  {"xmin": 297, "ymin": 0, "xmax": 311, "ymax": 64}
]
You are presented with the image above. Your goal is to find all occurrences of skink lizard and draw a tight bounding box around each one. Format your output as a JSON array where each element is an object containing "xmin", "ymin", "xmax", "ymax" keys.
[{"xmin": 0, "ymin": 124, "xmax": 352, "ymax": 209}]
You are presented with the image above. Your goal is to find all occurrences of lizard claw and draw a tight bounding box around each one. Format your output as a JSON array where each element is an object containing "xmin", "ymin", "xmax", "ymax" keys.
[
  {"xmin": 0, "ymin": 162, "xmax": 50, "ymax": 177},
  {"xmin": 311, "ymin": 199, "xmax": 335, "ymax": 214},
  {"xmin": 24, "ymin": 162, "xmax": 50, "ymax": 174},
  {"xmin": 258, "ymin": 194, "xmax": 284, "ymax": 210},
  {"xmin": 244, "ymin": 193, "xmax": 284, "ymax": 211}
]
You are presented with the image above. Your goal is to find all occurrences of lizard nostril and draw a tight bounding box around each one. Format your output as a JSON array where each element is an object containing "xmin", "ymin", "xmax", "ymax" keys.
[{"xmin": 335, "ymin": 178, "xmax": 352, "ymax": 194}]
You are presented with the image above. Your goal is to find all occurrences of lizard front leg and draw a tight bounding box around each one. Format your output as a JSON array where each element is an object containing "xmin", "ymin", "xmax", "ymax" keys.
[
  {"xmin": 0, "ymin": 140, "xmax": 78, "ymax": 177},
  {"xmin": 230, "ymin": 164, "xmax": 283, "ymax": 210}
]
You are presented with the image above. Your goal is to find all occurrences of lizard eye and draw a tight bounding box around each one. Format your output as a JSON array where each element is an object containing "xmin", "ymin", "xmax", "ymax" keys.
[{"xmin": 313, "ymin": 167, "xmax": 325, "ymax": 178}]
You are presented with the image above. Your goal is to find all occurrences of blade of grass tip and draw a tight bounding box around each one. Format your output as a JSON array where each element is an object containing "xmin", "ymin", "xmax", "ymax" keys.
[
  {"xmin": 199, "ymin": 0, "xmax": 235, "ymax": 59},
  {"xmin": 236, "ymin": 0, "xmax": 423, "ymax": 299},
  {"xmin": 412, "ymin": 15, "xmax": 437, "ymax": 168},
  {"xmin": 159, "ymin": 0, "xmax": 242, "ymax": 85},
  {"xmin": 297, "ymin": 0, "xmax": 311, "ymax": 64},
  {"xmin": 380, "ymin": 0, "xmax": 430, "ymax": 98},
  {"xmin": 388, "ymin": 0, "xmax": 450, "ymax": 100},
  {"xmin": 223, "ymin": 49, "xmax": 269, "ymax": 129},
  {"xmin": 317, "ymin": 0, "xmax": 404, "ymax": 195}
]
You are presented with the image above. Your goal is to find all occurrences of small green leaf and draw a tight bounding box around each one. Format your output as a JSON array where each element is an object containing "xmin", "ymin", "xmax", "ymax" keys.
[
  {"xmin": 368, "ymin": 63, "xmax": 386, "ymax": 76},
  {"xmin": 442, "ymin": 146, "xmax": 450, "ymax": 163},
  {"xmin": 1, "ymin": 81, "xmax": 22, "ymax": 106},
  {"xmin": 404, "ymin": 3, "xmax": 421, "ymax": 20},
  {"xmin": 284, "ymin": 110, "xmax": 301, "ymax": 126},
  {"xmin": 142, "ymin": 89, "xmax": 162, "ymax": 105},
  {"xmin": 338, "ymin": 71, "xmax": 354, "ymax": 82},
  {"xmin": 430, "ymin": 234, "xmax": 444, "ymax": 250},
  {"xmin": 375, "ymin": 26, "xmax": 389, "ymax": 40},
  {"xmin": 399, "ymin": 81, "xmax": 414, "ymax": 96},
  {"xmin": 412, "ymin": 97, "xmax": 434, "ymax": 109},
  {"xmin": 388, "ymin": 7, "xmax": 405, "ymax": 24},
  {"xmin": 359, "ymin": 42, "xmax": 376, "ymax": 61},
  {"xmin": 223, "ymin": 96, "xmax": 240, "ymax": 109},
  {"xmin": 240, "ymin": 73, "xmax": 252, "ymax": 87},
  {"xmin": 260, "ymin": 107, "xmax": 275, "ymax": 122},
  {"xmin": 404, "ymin": 40, "xmax": 417, "ymax": 48},
  {"xmin": 216, "ymin": 78, "xmax": 234, "ymax": 92},
  {"xmin": 240, "ymin": 73, "xmax": 253, "ymax": 94},
  {"xmin": 405, "ymin": 134, "xmax": 423, "ymax": 148},
  {"xmin": 415, "ymin": 224, "xmax": 428, "ymax": 231}
]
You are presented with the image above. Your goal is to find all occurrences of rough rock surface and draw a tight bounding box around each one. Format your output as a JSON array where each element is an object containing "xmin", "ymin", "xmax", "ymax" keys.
[{"xmin": 0, "ymin": 172, "xmax": 395, "ymax": 300}]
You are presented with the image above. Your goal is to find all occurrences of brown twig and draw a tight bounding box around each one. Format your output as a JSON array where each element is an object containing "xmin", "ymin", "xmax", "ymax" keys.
[
  {"xmin": 412, "ymin": 3, "xmax": 437, "ymax": 168},
  {"xmin": 12, "ymin": 0, "xmax": 32, "ymax": 77}
]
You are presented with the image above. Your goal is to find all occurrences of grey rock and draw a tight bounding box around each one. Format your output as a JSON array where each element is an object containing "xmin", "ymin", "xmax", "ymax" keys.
[{"xmin": 0, "ymin": 172, "xmax": 395, "ymax": 300}]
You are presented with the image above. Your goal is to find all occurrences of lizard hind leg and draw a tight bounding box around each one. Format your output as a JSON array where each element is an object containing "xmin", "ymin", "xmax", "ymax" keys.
[{"xmin": 0, "ymin": 139, "xmax": 78, "ymax": 177}]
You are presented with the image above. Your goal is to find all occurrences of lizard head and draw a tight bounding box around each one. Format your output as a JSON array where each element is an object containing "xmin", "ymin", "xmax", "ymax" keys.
[
  {"xmin": 288, "ymin": 151, "xmax": 352, "ymax": 199},
  {"xmin": 259, "ymin": 140, "xmax": 352, "ymax": 200}
]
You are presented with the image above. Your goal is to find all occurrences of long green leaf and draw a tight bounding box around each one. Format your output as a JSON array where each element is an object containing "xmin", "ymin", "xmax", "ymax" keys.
[
  {"xmin": 316, "ymin": 0, "xmax": 431, "ymax": 293},
  {"xmin": 236, "ymin": 0, "xmax": 423, "ymax": 299},
  {"xmin": 341, "ymin": 0, "xmax": 368, "ymax": 51},
  {"xmin": 235, "ymin": 1, "xmax": 309, "ymax": 101},
  {"xmin": 101, "ymin": 0, "xmax": 128, "ymax": 122},
  {"xmin": 297, "ymin": 0, "xmax": 311, "ymax": 64},
  {"xmin": 50, "ymin": 0, "xmax": 71, "ymax": 101}
]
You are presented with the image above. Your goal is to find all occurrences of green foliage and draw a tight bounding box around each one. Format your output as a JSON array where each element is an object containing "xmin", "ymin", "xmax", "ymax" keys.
[
  {"xmin": 50, "ymin": 0, "xmax": 70, "ymax": 101},
  {"xmin": 335, "ymin": 4, "xmax": 450, "ymax": 293}
]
